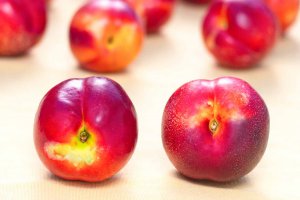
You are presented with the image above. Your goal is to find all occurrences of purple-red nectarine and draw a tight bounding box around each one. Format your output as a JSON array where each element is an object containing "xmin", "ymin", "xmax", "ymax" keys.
[
  {"xmin": 0, "ymin": 0, "xmax": 47, "ymax": 56},
  {"xmin": 202, "ymin": 0, "xmax": 278, "ymax": 68},
  {"xmin": 34, "ymin": 77, "xmax": 138, "ymax": 182},
  {"xmin": 162, "ymin": 77, "xmax": 270, "ymax": 182}
]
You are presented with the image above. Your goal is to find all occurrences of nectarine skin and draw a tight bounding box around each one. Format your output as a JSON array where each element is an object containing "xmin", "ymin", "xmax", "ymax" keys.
[
  {"xmin": 34, "ymin": 77, "xmax": 137, "ymax": 182},
  {"xmin": 126, "ymin": 0, "xmax": 175, "ymax": 33},
  {"xmin": 202, "ymin": 0, "xmax": 278, "ymax": 68},
  {"xmin": 0, "ymin": 0, "xmax": 47, "ymax": 56},
  {"xmin": 162, "ymin": 77, "xmax": 270, "ymax": 182},
  {"xmin": 69, "ymin": 0, "xmax": 144, "ymax": 72},
  {"xmin": 263, "ymin": 0, "xmax": 299, "ymax": 33}
]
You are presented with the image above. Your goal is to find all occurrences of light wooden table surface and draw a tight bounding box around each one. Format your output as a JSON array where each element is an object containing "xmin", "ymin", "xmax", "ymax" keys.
[{"xmin": 1, "ymin": 1, "xmax": 300, "ymax": 199}]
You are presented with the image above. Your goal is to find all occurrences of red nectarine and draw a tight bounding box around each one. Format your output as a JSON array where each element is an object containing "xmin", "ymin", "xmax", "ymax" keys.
[
  {"xmin": 202, "ymin": 0, "xmax": 278, "ymax": 68},
  {"xmin": 162, "ymin": 77, "xmax": 270, "ymax": 182},
  {"xmin": 0, "ymin": 0, "xmax": 47, "ymax": 56},
  {"xmin": 34, "ymin": 77, "xmax": 138, "ymax": 182}
]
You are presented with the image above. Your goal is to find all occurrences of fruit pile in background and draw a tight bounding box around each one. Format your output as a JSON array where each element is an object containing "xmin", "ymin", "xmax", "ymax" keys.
[
  {"xmin": 0, "ymin": 0, "xmax": 299, "ymax": 183},
  {"xmin": 1, "ymin": 0, "xmax": 299, "ymax": 69}
]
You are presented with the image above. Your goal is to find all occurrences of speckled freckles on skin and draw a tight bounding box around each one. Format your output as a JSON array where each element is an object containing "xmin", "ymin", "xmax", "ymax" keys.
[
  {"xmin": 188, "ymin": 78, "xmax": 251, "ymax": 131},
  {"xmin": 0, "ymin": 31, "xmax": 32, "ymax": 55},
  {"xmin": 162, "ymin": 77, "xmax": 270, "ymax": 182}
]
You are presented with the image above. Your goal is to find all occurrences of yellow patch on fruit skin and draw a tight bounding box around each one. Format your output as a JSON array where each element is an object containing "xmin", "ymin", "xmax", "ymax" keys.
[
  {"xmin": 105, "ymin": 24, "xmax": 140, "ymax": 51},
  {"xmin": 205, "ymin": 30, "xmax": 218, "ymax": 50},
  {"xmin": 189, "ymin": 102, "xmax": 214, "ymax": 129},
  {"xmin": 44, "ymin": 129, "xmax": 99, "ymax": 169},
  {"xmin": 189, "ymin": 97, "xmax": 247, "ymax": 131},
  {"xmin": 217, "ymin": 5, "xmax": 229, "ymax": 30}
]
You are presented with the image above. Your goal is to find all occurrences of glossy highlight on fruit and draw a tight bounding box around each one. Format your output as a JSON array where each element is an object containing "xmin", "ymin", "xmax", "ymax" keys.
[
  {"xmin": 126, "ymin": 0, "xmax": 175, "ymax": 33},
  {"xmin": 0, "ymin": 0, "xmax": 47, "ymax": 56},
  {"xmin": 263, "ymin": 0, "xmax": 299, "ymax": 33},
  {"xmin": 34, "ymin": 77, "xmax": 138, "ymax": 182},
  {"xmin": 162, "ymin": 77, "xmax": 270, "ymax": 182},
  {"xmin": 202, "ymin": 0, "xmax": 278, "ymax": 68},
  {"xmin": 69, "ymin": 0, "xmax": 144, "ymax": 72}
]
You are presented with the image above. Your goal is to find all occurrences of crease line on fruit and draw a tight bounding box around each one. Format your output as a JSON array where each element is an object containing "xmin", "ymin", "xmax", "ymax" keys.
[{"xmin": 210, "ymin": 83, "xmax": 219, "ymax": 135}]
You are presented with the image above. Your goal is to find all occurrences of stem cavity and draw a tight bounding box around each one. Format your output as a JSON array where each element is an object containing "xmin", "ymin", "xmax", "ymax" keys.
[
  {"xmin": 79, "ymin": 130, "xmax": 89, "ymax": 143},
  {"xmin": 209, "ymin": 119, "xmax": 219, "ymax": 134}
]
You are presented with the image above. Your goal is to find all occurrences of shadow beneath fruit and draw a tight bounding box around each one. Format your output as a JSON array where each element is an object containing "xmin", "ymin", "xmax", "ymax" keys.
[
  {"xmin": 181, "ymin": 1, "xmax": 207, "ymax": 6},
  {"xmin": 215, "ymin": 60, "xmax": 264, "ymax": 71},
  {"xmin": 47, "ymin": 173, "xmax": 123, "ymax": 188},
  {"xmin": 0, "ymin": 51, "xmax": 30, "ymax": 58},
  {"xmin": 0, "ymin": 52, "xmax": 32, "ymax": 69},
  {"xmin": 173, "ymin": 171, "xmax": 250, "ymax": 189},
  {"xmin": 75, "ymin": 64, "xmax": 131, "ymax": 75},
  {"xmin": 179, "ymin": 0, "xmax": 209, "ymax": 16}
]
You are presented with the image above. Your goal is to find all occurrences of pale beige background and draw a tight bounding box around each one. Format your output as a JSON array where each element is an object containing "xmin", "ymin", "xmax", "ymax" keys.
[{"xmin": 1, "ymin": 0, "xmax": 300, "ymax": 199}]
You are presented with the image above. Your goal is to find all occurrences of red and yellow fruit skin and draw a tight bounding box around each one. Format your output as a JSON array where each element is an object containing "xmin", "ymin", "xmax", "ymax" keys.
[
  {"xmin": 34, "ymin": 77, "xmax": 137, "ymax": 182},
  {"xmin": 126, "ymin": 0, "xmax": 175, "ymax": 33},
  {"xmin": 0, "ymin": 0, "xmax": 47, "ymax": 56},
  {"xmin": 69, "ymin": 0, "xmax": 144, "ymax": 73},
  {"xmin": 162, "ymin": 77, "xmax": 270, "ymax": 182},
  {"xmin": 202, "ymin": 0, "xmax": 278, "ymax": 68},
  {"xmin": 263, "ymin": 0, "xmax": 299, "ymax": 33}
]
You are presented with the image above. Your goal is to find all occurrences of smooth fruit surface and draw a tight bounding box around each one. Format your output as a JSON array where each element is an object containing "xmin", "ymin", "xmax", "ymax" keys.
[
  {"xmin": 34, "ymin": 77, "xmax": 138, "ymax": 182},
  {"xmin": 126, "ymin": 0, "xmax": 175, "ymax": 33},
  {"xmin": 263, "ymin": 0, "xmax": 299, "ymax": 33},
  {"xmin": 162, "ymin": 77, "xmax": 270, "ymax": 182},
  {"xmin": 0, "ymin": 0, "xmax": 47, "ymax": 56},
  {"xmin": 69, "ymin": 0, "xmax": 144, "ymax": 72},
  {"xmin": 202, "ymin": 0, "xmax": 278, "ymax": 68}
]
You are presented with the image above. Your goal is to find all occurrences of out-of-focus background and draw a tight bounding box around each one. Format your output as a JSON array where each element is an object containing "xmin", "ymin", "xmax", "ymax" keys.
[{"xmin": 0, "ymin": 0, "xmax": 300, "ymax": 199}]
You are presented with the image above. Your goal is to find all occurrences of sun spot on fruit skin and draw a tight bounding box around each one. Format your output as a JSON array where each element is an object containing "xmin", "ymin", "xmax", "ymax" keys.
[
  {"xmin": 44, "ymin": 141, "xmax": 100, "ymax": 169},
  {"xmin": 188, "ymin": 91, "xmax": 249, "ymax": 129},
  {"xmin": 88, "ymin": 18, "xmax": 108, "ymax": 41},
  {"xmin": 205, "ymin": 30, "xmax": 218, "ymax": 50},
  {"xmin": 189, "ymin": 104, "xmax": 214, "ymax": 129}
]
